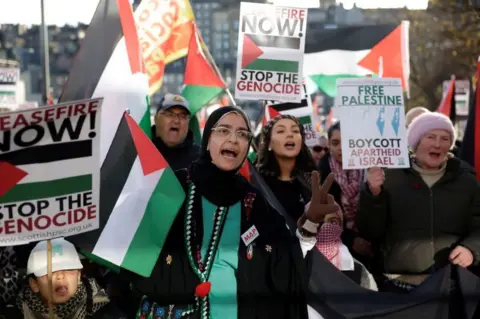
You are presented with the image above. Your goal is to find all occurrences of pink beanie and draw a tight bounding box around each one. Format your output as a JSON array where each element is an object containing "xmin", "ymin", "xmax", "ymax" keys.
[{"xmin": 407, "ymin": 112, "xmax": 456, "ymax": 150}]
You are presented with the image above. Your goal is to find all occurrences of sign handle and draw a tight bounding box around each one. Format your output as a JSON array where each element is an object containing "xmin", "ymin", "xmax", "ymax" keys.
[{"xmin": 46, "ymin": 239, "xmax": 54, "ymax": 319}]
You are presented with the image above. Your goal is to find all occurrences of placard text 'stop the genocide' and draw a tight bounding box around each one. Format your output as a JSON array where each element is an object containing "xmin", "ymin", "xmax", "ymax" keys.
[{"xmin": 241, "ymin": 7, "xmax": 306, "ymax": 37}]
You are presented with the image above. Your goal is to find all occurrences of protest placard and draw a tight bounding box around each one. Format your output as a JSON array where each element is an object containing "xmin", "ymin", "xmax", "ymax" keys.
[
  {"xmin": 135, "ymin": 0, "xmax": 194, "ymax": 94},
  {"xmin": 0, "ymin": 98, "xmax": 102, "ymax": 246},
  {"xmin": 235, "ymin": 2, "xmax": 307, "ymax": 102},
  {"xmin": 266, "ymin": 86, "xmax": 317, "ymax": 146},
  {"xmin": 336, "ymin": 78, "xmax": 409, "ymax": 169}
]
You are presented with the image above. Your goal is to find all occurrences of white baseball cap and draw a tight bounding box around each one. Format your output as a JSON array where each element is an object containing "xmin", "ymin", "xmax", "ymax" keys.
[
  {"xmin": 156, "ymin": 93, "xmax": 191, "ymax": 114},
  {"xmin": 27, "ymin": 238, "xmax": 83, "ymax": 277}
]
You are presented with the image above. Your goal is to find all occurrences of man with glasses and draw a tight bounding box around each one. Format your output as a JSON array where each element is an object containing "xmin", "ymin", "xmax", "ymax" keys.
[{"xmin": 152, "ymin": 93, "xmax": 201, "ymax": 170}]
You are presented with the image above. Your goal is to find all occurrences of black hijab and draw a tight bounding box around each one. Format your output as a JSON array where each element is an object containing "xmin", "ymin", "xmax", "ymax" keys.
[{"xmin": 190, "ymin": 106, "xmax": 252, "ymax": 207}]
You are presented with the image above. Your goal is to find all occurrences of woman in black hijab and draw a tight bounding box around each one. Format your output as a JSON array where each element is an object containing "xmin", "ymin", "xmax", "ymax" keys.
[{"xmin": 128, "ymin": 107, "xmax": 336, "ymax": 319}]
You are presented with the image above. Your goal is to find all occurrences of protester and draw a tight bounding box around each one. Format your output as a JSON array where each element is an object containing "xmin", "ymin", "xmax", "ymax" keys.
[
  {"xmin": 256, "ymin": 115, "xmax": 352, "ymax": 270},
  {"xmin": 405, "ymin": 106, "xmax": 429, "ymax": 128},
  {"xmin": 151, "ymin": 93, "xmax": 201, "ymax": 171},
  {"xmin": 0, "ymin": 247, "xmax": 19, "ymax": 312},
  {"xmin": 357, "ymin": 112, "xmax": 480, "ymax": 292},
  {"xmin": 318, "ymin": 122, "xmax": 373, "ymax": 263},
  {"xmin": 15, "ymin": 238, "xmax": 125, "ymax": 319},
  {"xmin": 310, "ymin": 135, "xmax": 329, "ymax": 166},
  {"xmin": 125, "ymin": 107, "xmax": 336, "ymax": 318}
]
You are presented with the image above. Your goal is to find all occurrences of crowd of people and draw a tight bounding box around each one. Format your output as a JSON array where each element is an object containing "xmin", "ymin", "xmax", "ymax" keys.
[{"xmin": 0, "ymin": 94, "xmax": 479, "ymax": 319}]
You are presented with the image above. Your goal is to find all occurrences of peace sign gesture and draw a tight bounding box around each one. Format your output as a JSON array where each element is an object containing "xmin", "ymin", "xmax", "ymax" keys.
[{"xmin": 298, "ymin": 171, "xmax": 339, "ymax": 228}]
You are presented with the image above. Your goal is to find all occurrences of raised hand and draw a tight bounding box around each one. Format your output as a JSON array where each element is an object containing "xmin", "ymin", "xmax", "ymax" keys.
[
  {"xmin": 366, "ymin": 167, "xmax": 385, "ymax": 196},
  {"xmin": 302, "ymin": 171, "xmax": 339, "ymax": 224}
]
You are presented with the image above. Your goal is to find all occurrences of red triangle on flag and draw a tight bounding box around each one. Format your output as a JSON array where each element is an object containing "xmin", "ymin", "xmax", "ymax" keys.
[
  {"xmin": 239, "ymin": 161, "xmax": 250, "ymax": 182},
  {"xmin": 242, "ymin": 34, "xmax": 263, "ymax": 68},
  {"xmin": 263, "ymin": 105, "xmax": 281, "ymax": 125},
  {"xmin": 357, "ymin": 24, "xmax": 407, "ymax": 90},
  {"xmin": 438, "ymin": 77, "xmax": 455, "ymax": 117},
  {"xmin": 125, "ymin": 113, "xmax": 167, "ymax": 176},
  {"xmin": 184, "ymin": 24, "xmax": 226, "ymax": 88},
  {"xmin": 0, "ymin": 162, "xmax": 27, "ymax": 197}
]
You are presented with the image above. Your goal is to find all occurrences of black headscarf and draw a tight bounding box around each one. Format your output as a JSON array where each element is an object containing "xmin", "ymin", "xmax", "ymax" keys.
[{"xmin": 190, "ymin": 106, "xmax": 252, "ymax": 207}]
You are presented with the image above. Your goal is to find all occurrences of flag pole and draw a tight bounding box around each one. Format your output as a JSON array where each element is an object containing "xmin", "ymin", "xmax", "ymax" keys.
[
  {"xmin": 40, "ymin": 0, "xmax": 51, "ymax": 105},
  {"xmin": 46, "ymin": 239, "xmax": 54, "ymax": 319}
]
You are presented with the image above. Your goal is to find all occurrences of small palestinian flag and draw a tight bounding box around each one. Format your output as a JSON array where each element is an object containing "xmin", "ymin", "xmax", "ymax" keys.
[
  {"xmin": 304, "ymin": 22, "xmax": 410, "ymax": 97},
  {"xmin": 0, "ymin": 139, "xmax": 93, "ymax": 204},
  {"xmin": 263, "ymin": 105, "xmax": 281, "ymax": 125},
  {"xmin": 242, "ymin": 34, "xmax": 301, "ymax": 73},
  {"xmin": 437, "ymin": 76, "xmax": 456, "ymax": 123},
  {"xmin": 59, "ymin": 0, "xmax": 151, "ymax": 163},
  {"xmin": 71, "ymin": 114, "xmax": 185, "ymax": 277}
]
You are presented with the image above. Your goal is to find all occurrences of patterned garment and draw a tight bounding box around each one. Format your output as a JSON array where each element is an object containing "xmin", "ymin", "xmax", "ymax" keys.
[
  {"xmin": 0, "ymin": 246, "xmax": 19, "ymax": 305},
  {"xmin": 315, "ymin": 208, "xmax": 344, "ymax": 269},
  {"xmin": 17, "ymin": 277, "xmax": 109, "ymax": 319},
  {"xmin": 329, "ymin": 156, "xmax": 361, "ymax": 230}
]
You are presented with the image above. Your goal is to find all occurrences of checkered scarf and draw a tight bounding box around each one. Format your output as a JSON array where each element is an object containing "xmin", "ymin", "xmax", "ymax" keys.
[
  {"xmin": 315, "ymin": 208, "xmax": 343, "ymax": 269},
  {"xmin": 329, "ymin": 156, "xmax": 361, "ymax": 230}
]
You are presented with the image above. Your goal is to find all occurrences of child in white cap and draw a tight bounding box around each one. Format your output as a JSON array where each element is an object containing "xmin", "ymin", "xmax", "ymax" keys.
[{"xmin": 16, "ymin": 238, "xmax": 125, "ymax": 319}]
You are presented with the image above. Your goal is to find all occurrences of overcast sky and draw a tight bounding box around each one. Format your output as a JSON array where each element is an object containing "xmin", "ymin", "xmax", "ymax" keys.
[{"xmin": 0, "ymin": 0, "xmax": 429, "ymax": 26}]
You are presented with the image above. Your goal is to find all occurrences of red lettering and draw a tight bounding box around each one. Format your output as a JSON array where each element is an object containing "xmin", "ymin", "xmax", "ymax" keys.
[
  {"xmin": 54, "ymin": 106, "xmax": 68, "ymax": 120},
  {"xmin": 236, "ymin": 81, "xmax": 300, "ymax": 95},
  {"xmin": 0, "ymin": 116, "xmax": 10, "ymax": 131},
  {"xmin": 87, "ymin": 101, "xmax": 99, "ymax": 114},
  {"xmin": 44, "ymin": 108, "xmax": 55, "ymax": 122},
  {"xmin": 73, "ymin": 103, "xmax": 87, "ymax": 116},
  {"xmin": 17, "ymin": 218, "xmax": 33, "ymax": 232},
  {"xmin": 34, "ymin": 215, "xmax": 51, "ymax": 230},
  {"xmin": 30, "ymin": 110, "xmax": 44, "ymax": 125},
  {"xmin": 4, "ymin": 220, "xmax": 15, "ymax": 234},
  {"xmin": 53, "ymin": 212, "xmax": 66, "ymax": 226},
  {"xmin": 87, "ymin": 205, "xmax": 97, "ymax": 220},
  {"xmin": 73, "ymin": 208, "xmax": 86, "ymax": 223},
  {"xmin": 290, "ymin": 9, "xmax": 299, "ymax": 19}
]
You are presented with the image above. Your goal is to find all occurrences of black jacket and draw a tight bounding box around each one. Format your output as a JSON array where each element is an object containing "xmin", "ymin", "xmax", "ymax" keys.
[
  {"xmin": 151, "ymin": 126, "xmax": 201, "ymax": 171},
  {"xmin": 356, "ymin": 156, "xmax": 480, "ymax": 274}
]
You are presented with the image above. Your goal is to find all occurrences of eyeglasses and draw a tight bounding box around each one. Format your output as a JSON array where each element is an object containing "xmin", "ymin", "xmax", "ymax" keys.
[
  {"xmin": 160, "ymin": 111, "xmax": 190, "ymax": 121},
  {"xmin": 211, "ymin": 126, "xmax": 253, "ymax": 143},
  {"xmin": 313, "ymin": 146, "xmax": 329, "ymax": 153}
]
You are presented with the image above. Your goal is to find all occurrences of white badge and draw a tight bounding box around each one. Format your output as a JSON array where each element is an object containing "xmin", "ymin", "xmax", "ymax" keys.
[{"xmin": 241, "ymin": 225, "xmax": 259, "ymax": 246}]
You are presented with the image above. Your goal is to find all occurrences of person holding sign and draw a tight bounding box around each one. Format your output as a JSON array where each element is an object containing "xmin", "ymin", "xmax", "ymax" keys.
[
  {"xmin": 15, "ymin": 238, "xmax": 124, "ymax": 319},
  {"xmin": 356, "ymin": 112, "xmax": 480, "ymax": 292},
  {"xmin": 126, "ymin": 107, "xmax": 337, "ymax": 319}
]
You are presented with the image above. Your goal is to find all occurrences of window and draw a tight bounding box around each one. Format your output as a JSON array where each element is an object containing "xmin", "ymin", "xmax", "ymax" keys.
[
  {"xmin": 233, "ymin": 21, "xmax": 239, "ymax": 30},
  {"xmin": 223, "ymin": 40, "xmax": 230, "ymax": 49},
  {"xmin": 222, "ymin": 23, "xmax": 229, "ymax": 31}
]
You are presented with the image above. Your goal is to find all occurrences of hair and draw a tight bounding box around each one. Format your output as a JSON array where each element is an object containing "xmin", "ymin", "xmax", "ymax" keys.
[
  {"xmin": 327, "ymin": 122, "xmax": 340, "ymax": 140},
  {"xmin": 257, "ymin": 115, "xmax": 317, "ymax": 179}
]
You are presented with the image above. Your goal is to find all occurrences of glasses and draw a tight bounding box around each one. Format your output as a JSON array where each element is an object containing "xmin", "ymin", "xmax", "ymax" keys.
[
  {"xmin": 211, "ymin": 126, "xmax": 253, "ymax": 143},
  {"xmin": 161, "ymin": 111, "xmax": 190, "ymax": 121},
  {"xmin": 313, "ymin": 146, "xmax": 329, "ymax": 153}
]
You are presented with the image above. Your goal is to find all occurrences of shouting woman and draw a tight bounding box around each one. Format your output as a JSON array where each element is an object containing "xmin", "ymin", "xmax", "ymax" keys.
[{"xmin": 127, "ymin": 107, "xmax": 337, "ymax": 319}]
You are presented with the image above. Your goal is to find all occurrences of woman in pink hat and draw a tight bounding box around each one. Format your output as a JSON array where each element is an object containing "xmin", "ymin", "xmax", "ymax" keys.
[{"xmin": 356, "ymin": 112, "xmax": 480, "ymax": 292}]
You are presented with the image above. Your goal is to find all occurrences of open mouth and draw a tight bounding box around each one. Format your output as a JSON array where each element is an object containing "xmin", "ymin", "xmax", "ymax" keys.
[
  {"xmin": 429, "ymin": 152, "xmax": 441, "ymax": 160},
  {"xmin": 169, "ymin": 127, "xmax": 180, "ymax": 133},
  {"xmin": 284, "ymin": 142, "xmax": 296, "ymax": 150},
  {"xmin": 55, "ymin": 285, "xmax": 68, "ymax": 296},
  {"xmin": 221, "ymin": 149, "xmax": 238, "ymax": 159}
]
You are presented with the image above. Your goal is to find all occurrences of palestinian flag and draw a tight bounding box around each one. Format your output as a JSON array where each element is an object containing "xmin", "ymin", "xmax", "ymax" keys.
[
  {"xmin": 71, "ymin": 114, "xmax": 185, "ymax": 277},
  {"xmin": 59, "ymin": 0, "xmax": 151, "ymax": 164},
  {"xmin": 182, "ymin": 24, "xmax": 226, "ymax": 114},
  {"xmin": 263, "ymin": 105, "xmax": 281, "ymax": 125},
  {"xmin": 437, "ymin": 76, "xmax": 456, "ymax": 123},
  {"xmin": 304, "ymin": 22, "xmax": 410, "ymax": 97},
  {"xmin": 460, "ymin": 57, "xmax": 480, "ymax": 181},
  {"xmin": 0, "ymin": 139, "xmax": 93, "ymax": 204},
  {"xmin": 242, "ymin": 34, "xmax": 300, "ymax": 73}
]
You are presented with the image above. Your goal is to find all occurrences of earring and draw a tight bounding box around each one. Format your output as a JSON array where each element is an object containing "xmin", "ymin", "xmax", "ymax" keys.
[{"xmin": 268, "ymin": 147, "xmax": 272, "ymax": 151}]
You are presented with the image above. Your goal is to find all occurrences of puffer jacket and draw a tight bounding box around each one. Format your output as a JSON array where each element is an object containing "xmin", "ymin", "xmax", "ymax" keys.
[{"xmin": 356, "ymin": 157, "xmax": 480, "ymax": 274}]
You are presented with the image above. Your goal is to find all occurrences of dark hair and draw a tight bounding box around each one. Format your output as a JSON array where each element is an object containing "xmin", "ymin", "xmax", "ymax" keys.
[
  {"xmin": 257, "ymin": 115, "xmax": 317, "ymax": 178},
  {"xmin": 327, "ymin": 122, "xmax": 340, "ymax": 140}
]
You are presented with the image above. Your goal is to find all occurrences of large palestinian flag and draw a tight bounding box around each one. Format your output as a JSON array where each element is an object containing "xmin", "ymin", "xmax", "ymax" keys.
[
  {"xmin": 303, "ymin": 22, "xmax": 410, "ymax": 98},
  {"xmin": 60, "ymin": 0, "xmax": 185, "ymax": 277}
]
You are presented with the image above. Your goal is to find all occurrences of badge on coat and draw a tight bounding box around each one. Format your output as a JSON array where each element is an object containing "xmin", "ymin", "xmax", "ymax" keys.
[
  {"xmin": 241, "ymin": 225, "xmax": 259, "ymax": 246},
  {"xmin": 247, "ymin": 244, "xmax": 253, "ymax": 260}
]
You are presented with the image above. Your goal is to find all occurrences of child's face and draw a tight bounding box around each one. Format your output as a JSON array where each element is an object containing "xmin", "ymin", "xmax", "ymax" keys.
[{"xmin": 29, "ymin": 269, "xmax": 81, "ymax": 304}]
